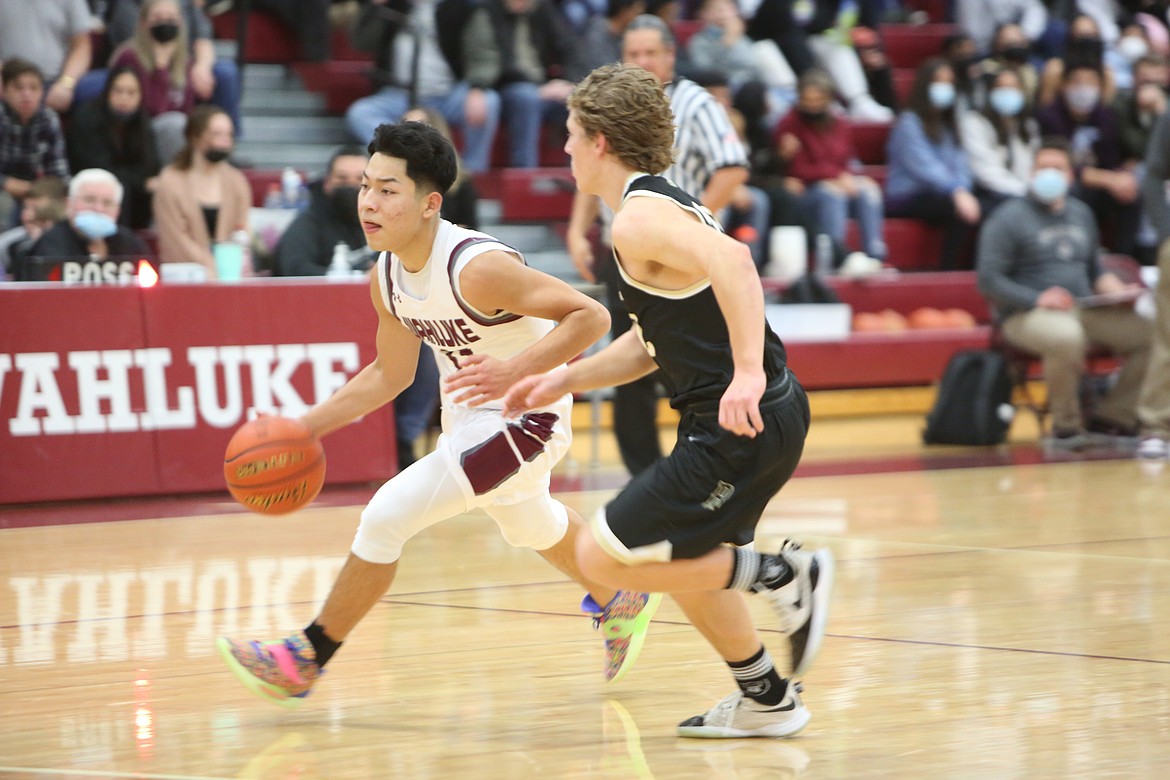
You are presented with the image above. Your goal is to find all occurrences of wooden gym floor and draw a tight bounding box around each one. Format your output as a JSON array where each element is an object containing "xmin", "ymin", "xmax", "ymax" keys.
[{"xmin": 3, "ymin": 400, "xmax": 1170, "ymax": 779}]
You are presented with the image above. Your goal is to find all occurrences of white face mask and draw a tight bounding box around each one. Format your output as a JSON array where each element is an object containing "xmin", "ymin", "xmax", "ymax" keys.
[{"xmin": 1118, "ymin": 36, "xmax": 1149, "ymax": 64}]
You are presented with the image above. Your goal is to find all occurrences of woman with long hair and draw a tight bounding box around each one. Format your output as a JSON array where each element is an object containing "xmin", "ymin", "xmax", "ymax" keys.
[
  {"xmin": 885, "ymin": 57, "xmax": 980, "ymax": 269},
  {"xmin": 67, "ymin": 65, "xmax": 161, "ymax": 230},
  {"xmin": 153, "ymin": 104, "xmax": 251, "ymax": 275},
  {"xmin": 109, "ymin": 0, "xmax": 194, "ymax": 164},
  {"xmin": 959, "ymin": 66, "xmax": 1040, "ymax": 216}
]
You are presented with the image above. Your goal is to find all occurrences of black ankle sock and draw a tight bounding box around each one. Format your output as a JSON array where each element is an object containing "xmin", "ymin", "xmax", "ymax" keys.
[
  {"xmin": 727, "ymin": 547, "xmax": 794, "ymax": 591},
  {"xmin": 304, "ymin": 622, "xmax": 341, "ymax": 667},
  {"xmin": 728, "ymin": 646, "xmax": 787, "ymax": 707}
]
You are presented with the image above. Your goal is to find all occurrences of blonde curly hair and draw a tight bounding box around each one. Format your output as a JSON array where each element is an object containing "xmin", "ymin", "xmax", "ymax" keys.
[{"xmin": 568, "ymin": 64, "xmax": 676, "ymax": 175}]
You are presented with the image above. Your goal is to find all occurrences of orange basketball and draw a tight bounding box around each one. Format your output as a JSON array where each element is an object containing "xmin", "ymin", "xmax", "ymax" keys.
[{"xmin": 223, "ymin": 417, "xmax": 326, "ymax": 515}]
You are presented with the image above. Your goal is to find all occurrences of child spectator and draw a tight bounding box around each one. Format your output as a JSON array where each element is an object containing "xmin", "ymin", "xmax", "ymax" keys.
[
  {"xmin": 67, "ymin": 65, "xmax": 162, "ymax": 229},
  {"xmin": 0, "ymin": 176, "xmax": 66, "ymax": 279},
  {"xmin": 885, "ymin": 57, "xmax": 981, "ymax": 270},
  {"xmin": 0, "ymin": 59, "xmax": 70, "ymax": 229},
  {"xmin": 776, "ymin": 68, "xmax": 886, "ymax": 268},
  {"xmin": 109, "ymin": 0, "xmax": 194, "ymax": 164}
]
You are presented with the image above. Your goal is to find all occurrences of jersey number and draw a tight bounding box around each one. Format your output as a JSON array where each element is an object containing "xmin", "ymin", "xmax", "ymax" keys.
[{"xmin": 442, "ymin": 348, "xmax": 474, "ymax": 368}]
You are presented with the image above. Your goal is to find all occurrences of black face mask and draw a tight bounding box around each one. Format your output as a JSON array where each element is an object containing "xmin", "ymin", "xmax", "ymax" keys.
[
  {"xmin": 204, "ymin": 147, "xmax": 231, "ymax": 164},
  {"xmin": 999, "ymin": 45, "xmax": 1030, "ymax": 64},
  {"xmin": 1067, "ymin": 36, "xmax": 1104, "ymax": 58},
  {"xmin": 149, "ymin": 22, "xmax": 180, "ymax": 43},
  {"xmin": 797, "ymin": 108, "xmax": 830, "ymax": 124},
  {"xmin": 329, "ymin": 186, "xmax": 360, "ymax": 223}
]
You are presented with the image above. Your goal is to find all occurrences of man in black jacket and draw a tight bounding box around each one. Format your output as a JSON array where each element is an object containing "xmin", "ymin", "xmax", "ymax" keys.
[
  {"xmin": 273, "ymin": 146, "xmax": 371, "ymax": 277},
  {"xmin": 17, "ymin": 168, "xmax": 149, "ymax": 282}
]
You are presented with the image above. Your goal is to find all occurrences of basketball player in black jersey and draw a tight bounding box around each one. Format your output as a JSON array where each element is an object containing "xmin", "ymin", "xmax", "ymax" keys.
[{"xmin": 502, "ymin": 63, "xmax": 836, "ymax": 738}]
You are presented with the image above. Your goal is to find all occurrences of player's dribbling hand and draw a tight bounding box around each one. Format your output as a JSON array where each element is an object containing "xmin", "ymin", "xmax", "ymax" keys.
[
  {"xmin": 445, "ymin": 354, "xmax": 520, "ymax": 407},
  {"xmin": 502, "ymin": 373, "xmax": 564, "ymax": 418},
  {"xmin": 719, "ymin": 371, "xmax": 766, "ymax": 438}
]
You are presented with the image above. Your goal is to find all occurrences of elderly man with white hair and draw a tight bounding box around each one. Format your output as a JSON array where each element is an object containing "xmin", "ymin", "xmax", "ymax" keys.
[{"xmin": 18, "ymin": 168, "xmax": 149, "ymax": 279}]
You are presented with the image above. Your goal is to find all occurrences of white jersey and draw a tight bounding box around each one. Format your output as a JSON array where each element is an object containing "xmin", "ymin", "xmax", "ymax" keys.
[{"xmin": 375, "ymin": 219, "xmax": 563, "ymax": 411}]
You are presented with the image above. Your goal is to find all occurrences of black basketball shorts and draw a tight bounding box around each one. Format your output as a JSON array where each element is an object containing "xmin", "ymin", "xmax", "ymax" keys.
[{"xmin": 596, "ymin": 377, "xmax": 810, "ymax": 562}]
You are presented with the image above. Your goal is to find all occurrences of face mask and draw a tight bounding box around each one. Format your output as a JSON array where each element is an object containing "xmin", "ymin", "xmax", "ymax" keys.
[
  {"xmin": 204, "ymin": 147, "xmax": 231, "ymax": 164},
  {"xmin": 1030, "ymin": 167, "xmax": 1068, "ymax": 204},
  {"xmin": 1117, "ymin": 36, "xmax": 1149, "ymax": 64},
  {"xmin": 928, "ymin": 81, "xmax": 956, "ymax": 110},
  {"xmin": 109, "ymin": 106, "xmax": 137, "ymax": 120},
  {"xmin": 329, "ymin": 186, "xmax": 359, "ymax": 223},
  {"xmin": 999, "ymin": 45, "xmax": 1030, "ymax": 64},
  {"xmin": 797, "ymin": 107, "xmax": 829, "ymax": 123},
  {"xmin": 73, "ymin": 210, "xmax": 119, "ymax": 240},
  {"xmin": 1064, "ymin": 85, "xmax": 1100, "ymax": 114},
  {"xmin": 1067, "ymin": 36, "xmax": 1104, "ymax": 61},
  {"xmin": 149, "ymin": 22, "xmax": 180, "ymax": 43},
  {"xmin": 989, "ymin": 87, "xmax": 1025, "ymax": 116}
]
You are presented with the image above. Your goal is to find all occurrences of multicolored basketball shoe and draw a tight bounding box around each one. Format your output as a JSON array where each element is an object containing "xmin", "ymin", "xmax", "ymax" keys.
[
  {"xmin": 216, "ymin": 630, "xmax": 321, "ymax": 709},
  {"xmin": 583, "ymin": 591, "xmax": 662, "ymax": 683}
]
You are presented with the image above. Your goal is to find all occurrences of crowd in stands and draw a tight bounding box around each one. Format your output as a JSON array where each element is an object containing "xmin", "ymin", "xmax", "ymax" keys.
[{"xmin": 4, "ymin": 0, "xmax": 1170, "ymax": 456}]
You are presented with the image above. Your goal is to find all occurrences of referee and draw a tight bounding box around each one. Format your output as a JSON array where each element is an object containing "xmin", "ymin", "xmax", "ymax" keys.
[{"xmin": 566, "ymin": 14, "xmax": 764, "ymax": 477}]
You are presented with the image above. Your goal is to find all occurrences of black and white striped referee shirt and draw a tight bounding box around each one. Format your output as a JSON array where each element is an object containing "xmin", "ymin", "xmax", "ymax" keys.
[{"xmin": 663, "ymin": 77, "xmax": 749, "ymax": 200}]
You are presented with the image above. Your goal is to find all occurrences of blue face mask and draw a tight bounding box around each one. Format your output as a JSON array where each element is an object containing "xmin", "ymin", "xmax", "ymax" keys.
[
  {"xmin": 73, "ymin": 210, "xmax": 119, "ymax": 240},
  {"xmin": 928, "ymin": 81, "xmax": 956, "ymax": 109},
  {"xmin": 1030, "ymin": 167, "xmax": 1068, "ymax": 204},
  {"xmin": 989, "ymin": 87, "xmax": 1025, "ymax": 117}
]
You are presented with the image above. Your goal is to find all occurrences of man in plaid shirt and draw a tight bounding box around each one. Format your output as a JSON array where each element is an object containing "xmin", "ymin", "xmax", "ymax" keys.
[{"xmin": 1, "ymin": 58, "xmax": 71, "ymax": 228}]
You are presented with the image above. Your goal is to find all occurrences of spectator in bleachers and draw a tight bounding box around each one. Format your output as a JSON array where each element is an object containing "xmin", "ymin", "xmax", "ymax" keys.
[
  {"xmin": 776, "ymin": 68, "xmax": 886, "ymax": 269},
  {"xmin": 1037, "ymin": 62, "xmax": 1142, "ymax": 255},
  {"xmin": 250, "ymin": 0, "xmax": 333, "ymax": 62},
  {"xmin": 0, "ymin": 59, "xmax": 71, "ymax": 230},
  {"xmin": 67, "ymin": 64, "xmax": 161, "ymax": 229},
  {"xmin": 885, "ymin": 57, "xmax": 981, "ymax": 269},
  {"xmin": 745, "ymin": 0, "xmax": 894, "ymax": 121},
  {"xmin": 942, "ymin": 33, "xmax": 988, "ymax": 111},
  {"xmin": 851, "ymin": 25, "xmax": 898, "ymax": 112},
  {"xmin": 0, "ymin": 0, "xmax": 96, "ymax": 113},
  {"xmin": 109, "ymin": 0, "xmax": 195, "ymax": 166},
  {"xmin": 153, "ymin": 105, "xmax": 250, "ymax": 275},
  {"xmin": 956, "ymin": 0, "xmax": 1048, "ymax": 54},
  {"xmin": 569, "ymin": 0, "xmax": 646, "ymax": 81},
  {"xmin": 1113, "ymin": 18, "xmax": 1155, "ymax": 90},
  {"xmin": 20, "ymin": 168, "xmax": 149, "ymax": 278},
  {"xmin": 461, "ymin": 0, "xmax": 579, "ymax": 168},
  {"xmin": 345, "ymin": 0, "xmax": 499, "ymax": 174},
  {"xmin": 402, "ymin": 105, "xmax": 479, "ymax": 229},
  {"xmin": 977, "ymin": 139, "xmax": 1154, "ymax": 450},
  {"xmin": 959, "ymin": 65, "xmax": 1040, "ymax": 215},
  {"xmin": 1037, "ymin": 13, "xmax": 1118, "ymax": 105},
  {"xmin": 1115, "ymin": 54, "xmax": 1168, "ymax": 163},
  {"xmin": 273, "ymin": 145, "xmax": 369, "ymax": 276},
  {"xmin": 981, "ymin": 23, "xmax": 1041, "ymax": 101},
  {"xmin": 0, "ymin": 176, "xmax": 66, "ymax": 279},
  {"xmin": 105, "ymin": 0, "xmax": 243, "ymax": 137},
  {"xmin": 1137, "ymin": 98, "xmax": 1170, "ymax": 459}
]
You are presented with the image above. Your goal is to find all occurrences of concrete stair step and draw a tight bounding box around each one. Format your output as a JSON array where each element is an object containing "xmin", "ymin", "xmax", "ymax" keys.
[
  {"xmin": 241, "ymin": 63, "xmax": 300, "ymax": 91},
  {"xmin": 233, "ymin": 142, "xmax": 340, "ymax": 172},
  {"xmin": 243, "ymin": 115, "xmax": 352, "ymax": 144},
  {"xmin": 484, "ymin": 223, "xmax": 562, "ymax": 253},
  {"xmin": 520, "ymin": 249, "xmax": 577, "ymax": 281},
  {"xmin": 241, "ymin": 89, "xmax": 325, "ymax": 115}
]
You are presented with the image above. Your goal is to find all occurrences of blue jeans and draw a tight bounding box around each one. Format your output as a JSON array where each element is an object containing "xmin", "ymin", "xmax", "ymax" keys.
[
  {"xmin": 345, "ymin": 83, "xmax": 500, "ymax": 173},
  {"xmin": 498, "ymin": 81, "xmax": 567, "ymax": 168},
  {"xmin": 806, "ymin": 180, "xmax": 886, "ymax": 259}
]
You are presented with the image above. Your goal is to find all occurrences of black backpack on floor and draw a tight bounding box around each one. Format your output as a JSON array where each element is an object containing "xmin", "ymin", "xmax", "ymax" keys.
[{"xmin": 923, "ymin": 350, "xmax": 1015, "ymax": 446}]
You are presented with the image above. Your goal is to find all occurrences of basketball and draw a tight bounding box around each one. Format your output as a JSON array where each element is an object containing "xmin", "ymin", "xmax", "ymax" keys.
[{"xmin": 223, "ymin": 416, "xmax": 326, "ymax": 515}]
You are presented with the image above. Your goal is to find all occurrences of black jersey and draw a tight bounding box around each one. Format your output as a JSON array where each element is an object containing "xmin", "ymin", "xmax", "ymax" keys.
[{"xmin": 614, "ymin": 174, "xmax": 789, "ymax": 410}]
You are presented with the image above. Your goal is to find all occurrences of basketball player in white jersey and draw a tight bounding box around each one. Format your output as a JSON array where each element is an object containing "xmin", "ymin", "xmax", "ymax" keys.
[
  {"xmin": 503, "ymin": 64, "xmax": 834, "ymax": 739},
  {"xmin": 217, "ymin": 122, "xmax": 660, "ymax": 707}
]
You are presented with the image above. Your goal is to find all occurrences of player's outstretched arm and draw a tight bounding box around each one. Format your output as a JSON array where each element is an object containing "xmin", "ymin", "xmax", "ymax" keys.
[
  {"xmin": 612, "ymin": 198, "xmax": 767, "ymax": 437},
  {"xmin": 446, "ymin": 250, "xmax": 610, "ymax": 405},
  {"xmin": 301, "ymin": 272, "xmax": 422, "ymax": 437}
]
